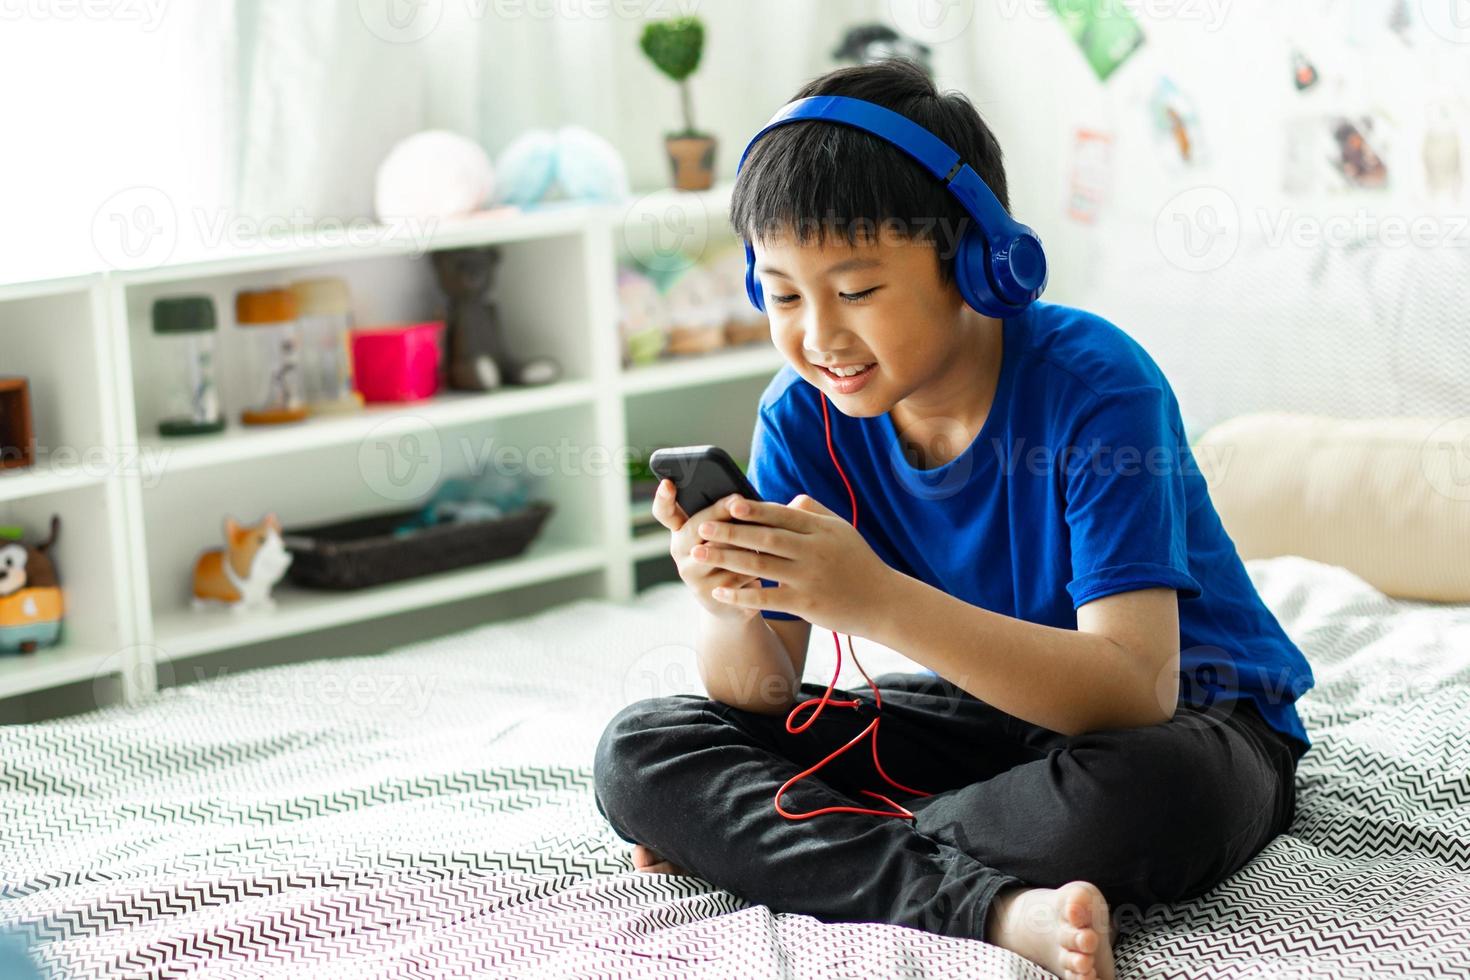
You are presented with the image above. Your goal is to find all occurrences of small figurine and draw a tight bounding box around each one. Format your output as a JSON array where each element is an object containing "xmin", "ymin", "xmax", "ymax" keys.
[
  {"xmin": 617, "ymin": 267, "xmax": 670, "ymax": 366},
  {"xmin": 192, "ymin": 514, "xmax": 293, "ymax": 612},
  {"xmin": 0, "ymin": 516, "xmax": 63, "ymax": 654},
  {"xmin": 431, "ymin": 246, "xmax": 561, "ymax": 391},
  {"xmin": 832, "ymin": 24, "xmax": 933, "ymax": 77}
]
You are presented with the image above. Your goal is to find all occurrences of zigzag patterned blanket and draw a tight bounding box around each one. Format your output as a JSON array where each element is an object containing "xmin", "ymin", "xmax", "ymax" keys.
[{"xmin": 1, "ymin": 556, "xmax": 1467, "ymax": 978}]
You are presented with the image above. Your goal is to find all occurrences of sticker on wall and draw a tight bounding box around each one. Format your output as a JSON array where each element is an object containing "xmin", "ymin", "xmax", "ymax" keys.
[
  {"xmin": 1283, "ymin": 111, "xmax": 1395, "ymax": 194},
  {"xmin": 1067, "ymin": 129, "xmax": 1114, "ymax": 224},
  {"xmin": 1047, "ymin": 0, "xmax": 1145, "ymax": 83},
  {"xmin": 1290, "ymin": 48, "xmax": 1320, "ymax": 91},
  {"xmin": 1330, "ymin": 115, "xmax": 1389, "ymax": 189},
  {"xmin": 1149, "ymin": 77, "xmax": 1206, "ymax": 168},
  {"xmin": 1387, "ymin": 0, "xmax": 1413, "ymax": 44}
]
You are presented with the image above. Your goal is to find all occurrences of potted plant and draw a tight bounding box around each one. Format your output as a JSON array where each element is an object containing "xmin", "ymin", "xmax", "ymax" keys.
[{"xmin": 639, "ymin": 16, "xmax": 715, "ymax": 191}]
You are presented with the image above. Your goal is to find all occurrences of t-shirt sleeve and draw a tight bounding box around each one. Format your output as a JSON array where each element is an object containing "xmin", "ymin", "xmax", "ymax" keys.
[
  {"xmin": 1061, "ymin": 385, "xmax": 1203, "ymax": 608},
  {"xmin": 745, "ymin": 403, "xmax": 802, "ymax": 621}
]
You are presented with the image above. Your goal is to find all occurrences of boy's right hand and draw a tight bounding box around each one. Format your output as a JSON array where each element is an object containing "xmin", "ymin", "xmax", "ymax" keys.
[{"xmin": 652, "ymin": 478, "xmax": 762, "ymax": 621}]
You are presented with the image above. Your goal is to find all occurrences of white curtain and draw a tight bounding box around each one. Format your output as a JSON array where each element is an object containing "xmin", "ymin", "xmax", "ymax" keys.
[
  {"xmin": 233, "ymin": 0, "xmax": 898, "ymax": 219},
  {"xmin": 0, "ymin": 0, "xmax": 1018, "ymax": 275}
]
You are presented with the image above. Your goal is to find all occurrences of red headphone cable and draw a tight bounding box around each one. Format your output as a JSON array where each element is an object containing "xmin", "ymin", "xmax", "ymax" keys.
[{"xmin": 772, "ymin": 391, "xmax": 934, "ymax": 821}]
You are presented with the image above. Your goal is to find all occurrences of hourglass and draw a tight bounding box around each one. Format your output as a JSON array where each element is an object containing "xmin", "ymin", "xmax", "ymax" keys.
[
  {"xmin": 290, "ymin": 277, "xmax": 364, "ymax": 414},
  {"xmin": 236, "ymin": 288, "xmax": 309, "ymax": 426},
  {"xmin": 152, "ymin": 295, "xmax": 225, "ymax": 436}
]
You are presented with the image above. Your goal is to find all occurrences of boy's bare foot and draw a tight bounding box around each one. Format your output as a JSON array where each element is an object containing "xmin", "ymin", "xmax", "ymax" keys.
[
  {"xmin": 631, "ymin": 843, "xmax": 694, "ymax": 876},
  {"xmin": 985, "ymin": 881, "xmax": 1115, "ymax": 980}
]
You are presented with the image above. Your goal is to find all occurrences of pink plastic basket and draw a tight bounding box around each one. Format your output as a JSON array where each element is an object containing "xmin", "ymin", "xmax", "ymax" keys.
[{"xmin": 351, "ymin": 321, "xmax": 444, "ymax": 402}]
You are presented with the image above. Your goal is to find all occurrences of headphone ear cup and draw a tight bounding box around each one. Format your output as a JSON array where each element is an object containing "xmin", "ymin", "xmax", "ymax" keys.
[
  {"xmin": 743, "ymin": 242, "xmax": 765, "ymax": 312},
  {"xmin": 953, "ymin": 232, "xmax": 1008, "ymax": 318}
]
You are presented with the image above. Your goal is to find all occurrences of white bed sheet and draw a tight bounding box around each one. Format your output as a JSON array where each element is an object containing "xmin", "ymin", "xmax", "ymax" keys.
[{"xmin": 0, "ymin": 555, "xmax": 1466, "ymax": 978}]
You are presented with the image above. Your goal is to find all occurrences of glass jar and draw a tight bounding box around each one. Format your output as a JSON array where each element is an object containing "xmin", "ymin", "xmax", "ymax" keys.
[
  {"xmin": 290, "ymin": 277, "xmax": 363, "ymax": 414},
  {"xmin": 235, "ymin": 288, "xmax": 308, "ymax": 426},
  {"xmin": 151, "ymin": 295, "xmax": 224, "ymax": 436}
]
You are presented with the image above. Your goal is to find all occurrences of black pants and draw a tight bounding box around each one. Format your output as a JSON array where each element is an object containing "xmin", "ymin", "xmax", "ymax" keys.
[{"xmin": 593, "ymin": 671, "xmax": 1300, "ymax": 943}]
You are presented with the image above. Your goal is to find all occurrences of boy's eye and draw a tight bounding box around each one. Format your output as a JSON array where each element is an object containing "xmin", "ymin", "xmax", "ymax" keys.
[{"xmin": 768, "ymin": 287, "xmax": 880, "ymax": 307}]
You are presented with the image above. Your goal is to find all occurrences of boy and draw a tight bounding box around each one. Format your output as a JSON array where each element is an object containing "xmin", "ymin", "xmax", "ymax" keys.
[{"xmin": 594, "ymin": 59, "xmax": 1312, "ymax": 980}]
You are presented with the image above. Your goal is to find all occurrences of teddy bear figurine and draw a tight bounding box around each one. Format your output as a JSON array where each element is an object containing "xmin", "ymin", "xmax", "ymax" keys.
[{"xmin": 431, "ymin": 246, "xmax": 562, "ymax": 391}]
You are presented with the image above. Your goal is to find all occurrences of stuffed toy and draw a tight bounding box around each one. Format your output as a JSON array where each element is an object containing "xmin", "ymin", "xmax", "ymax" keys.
[
  {"xmin": 617, "ymin": 267, "xmax": 670, "ymax": 366},
  {"xmin": 374, "ymin": 130, "xmax": 502, "ymax": 223},
  {"xmin": 432, "ymin": 246, "xmax": 561, "ymax": 389},
  {"xmin": 495, "ymin": 125, "xmax": 630, "ymax": 207},
  {"xmin": 0, "ymin": 517, "xmax": 63, "ymax": 653}
]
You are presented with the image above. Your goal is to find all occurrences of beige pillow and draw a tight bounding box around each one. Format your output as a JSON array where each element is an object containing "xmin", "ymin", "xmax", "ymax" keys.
[{"xmin": 1194, "ymin": 413, "xmax": 1470, "ymax": 602}]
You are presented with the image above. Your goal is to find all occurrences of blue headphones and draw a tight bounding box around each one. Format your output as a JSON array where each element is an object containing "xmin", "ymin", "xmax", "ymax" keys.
[{"xmin": 736, "ymin": 95, "xmax": 1048, "ymax": 319}]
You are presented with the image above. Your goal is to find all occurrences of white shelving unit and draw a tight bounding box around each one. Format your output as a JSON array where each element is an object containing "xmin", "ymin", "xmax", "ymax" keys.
[{"xmin": 0, "ymin": 181, "xmax": 785, "ymax": 705}]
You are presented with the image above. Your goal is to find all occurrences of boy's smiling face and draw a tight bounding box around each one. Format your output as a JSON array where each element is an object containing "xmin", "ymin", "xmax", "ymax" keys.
[{"xmin": 752, "ymin": 225, "xmax": 996, "ymax": 428}]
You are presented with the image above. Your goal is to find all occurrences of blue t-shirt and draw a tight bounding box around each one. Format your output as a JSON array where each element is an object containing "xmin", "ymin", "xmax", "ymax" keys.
[{"xmin": 746, "ymin": 300, "xmax": 1314, "ymax": 759}]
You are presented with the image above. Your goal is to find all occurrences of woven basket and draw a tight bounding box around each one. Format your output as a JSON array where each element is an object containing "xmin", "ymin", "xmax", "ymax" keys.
[{"xmin": 282, "ymin": 500, "xmax": 555, "ymax": 591}]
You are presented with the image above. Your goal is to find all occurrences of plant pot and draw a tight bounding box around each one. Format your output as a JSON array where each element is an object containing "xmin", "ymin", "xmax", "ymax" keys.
[{"xmin": 665, "ymin": 135, "xmax": 717, "ymax": 191}]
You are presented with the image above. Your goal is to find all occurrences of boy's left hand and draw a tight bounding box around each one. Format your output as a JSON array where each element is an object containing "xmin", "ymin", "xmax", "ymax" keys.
[{"xmin": 691, "ymin": 494, "xmax": 895, "ymax": 636}]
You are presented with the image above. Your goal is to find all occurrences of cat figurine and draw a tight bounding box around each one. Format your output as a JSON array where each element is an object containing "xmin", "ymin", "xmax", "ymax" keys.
[
  {"xmin": 191, "ymin": 514, "xmax": 293, "ymax": 612},
  {"xmin": 431, "ymin": 246, "xmax": 562, "ymax": 391}
]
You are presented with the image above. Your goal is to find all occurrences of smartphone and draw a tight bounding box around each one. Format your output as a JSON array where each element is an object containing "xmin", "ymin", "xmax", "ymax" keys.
[{"xmin": 648, "ymin": 445, "xmax": 764, "ymax": 525}]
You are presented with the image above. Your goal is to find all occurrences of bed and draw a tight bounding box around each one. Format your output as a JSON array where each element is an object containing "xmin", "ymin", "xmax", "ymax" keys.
[{"xmin": 2, "ymin": 553, "xmax": 1468, "ymax": 979}]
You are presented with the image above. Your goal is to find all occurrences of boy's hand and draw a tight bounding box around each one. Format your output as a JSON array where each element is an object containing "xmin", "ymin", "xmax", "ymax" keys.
[
  {"xmin": 652, "ymin": 478, "xmax": 762, "ymax": 622},
  {"xmin": 691, "ymin": 493, "xmax": 895, "ymax": 637}
]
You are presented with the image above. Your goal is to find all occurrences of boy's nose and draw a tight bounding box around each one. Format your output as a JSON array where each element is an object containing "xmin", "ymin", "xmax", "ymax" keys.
[{"xmin": 802, "ymin": 309, "xmax": 850, "ymax": 352}]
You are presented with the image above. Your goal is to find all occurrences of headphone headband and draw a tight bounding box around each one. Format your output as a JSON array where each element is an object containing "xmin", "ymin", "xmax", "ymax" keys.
[{"xmin": 735, "ymin": 94, "xmax": 1047, "ymax": 318}]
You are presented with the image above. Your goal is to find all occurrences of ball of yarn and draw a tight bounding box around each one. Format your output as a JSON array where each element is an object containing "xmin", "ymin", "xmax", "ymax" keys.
[
  {"xmin": 375, "ymin": 130, "xmax": 496, "ymax": 223},
  {"xmin": 553, "ymin": 125, "xmax": 630, "ymax": 203},
  {"xmin": 494, "ymin": 130, "xmax": 560, "ymax": 207}
]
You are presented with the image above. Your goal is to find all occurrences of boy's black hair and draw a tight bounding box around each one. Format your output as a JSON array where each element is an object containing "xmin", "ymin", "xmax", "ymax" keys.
[{"xmin": 729, "ymin": 57, "xmax": 1010, "ymax": 286}]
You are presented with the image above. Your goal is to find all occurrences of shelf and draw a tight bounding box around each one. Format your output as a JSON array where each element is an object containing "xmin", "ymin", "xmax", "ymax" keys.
[
  {"xmin": 137, "ymin": 379, "xmax": 598, "ymax": 476},
  {"xmin": 0, "ymin": 461, "xmax": 109, "ymax": 504},
  {"xmin": 0, "ymin": 174, "xmax": 760, "ymax": 709},
  {"xmin": 619, "ymin": 345, "xmax": 787, "ymax": 396},
  {"xmin": 149, "ymin": 537, "xmax": 608, "ymax": 661},
  {"xmin": 0, "ymin": 643, "xmax": 121, "ymax": 700},
  {"xmin": 109, "ymin": 204, "xmax": 599, "ymax": 287},
  {"xmin": 0, "ymin": 273, "xmax": 101, "ymax": 304}
]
